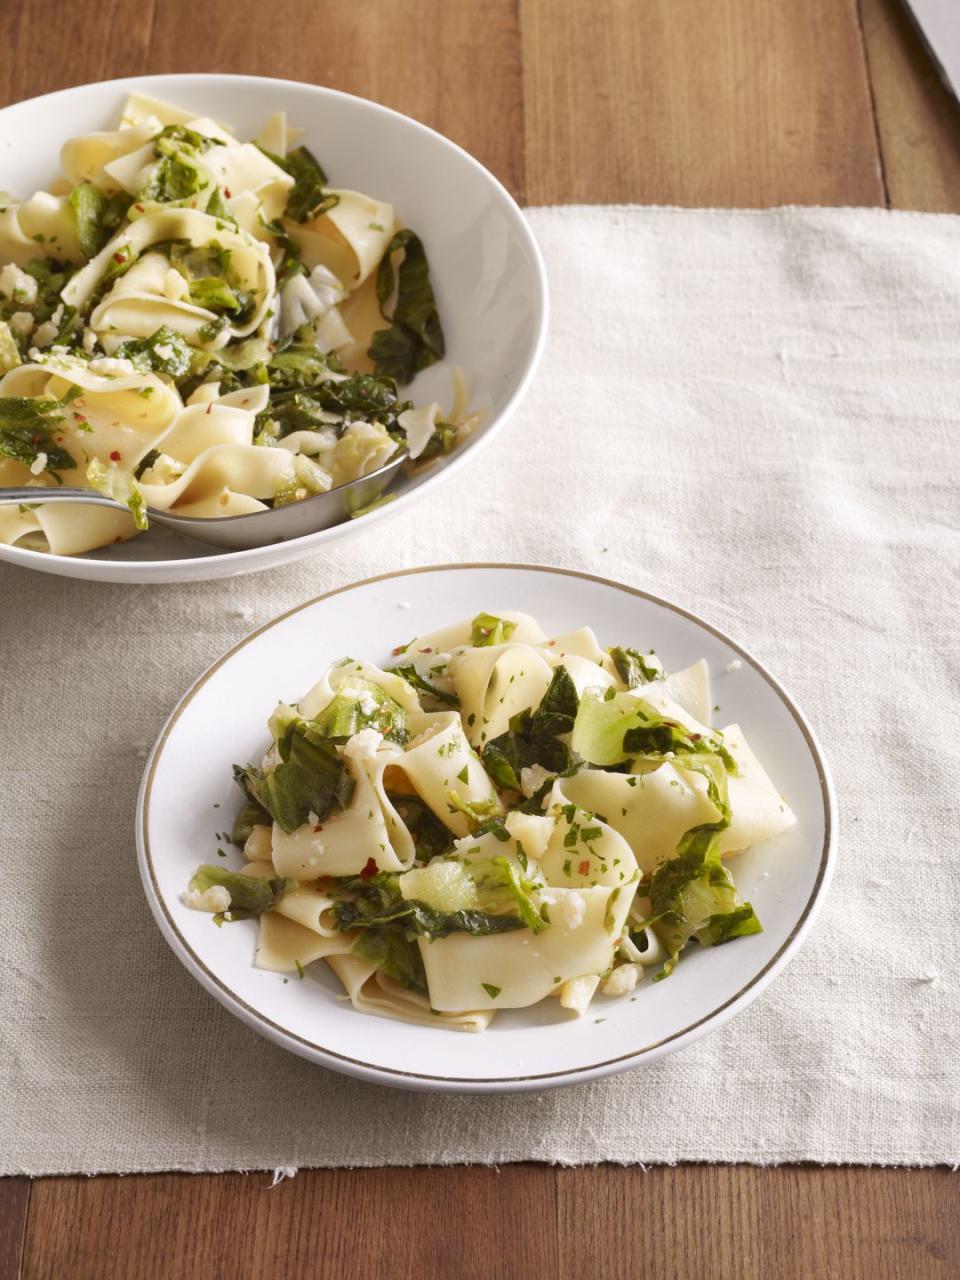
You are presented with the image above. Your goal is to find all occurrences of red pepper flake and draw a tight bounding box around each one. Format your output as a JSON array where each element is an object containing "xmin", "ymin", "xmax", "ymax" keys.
[
  {"xmin": 313, "ymin": 823, "xmax": 324, "ymax": 832},
  {"xmin": 224, "ymin": 187, "xmax": 232, "ymax": 197},
  {"xmin": 113, "ymin": 251, "xmax": 126, "ymax": 264},
  {"xmin": 134, "ymin": 204, "xmax": 144, "ymax": 213},
  {"xmin": 391, "ymin": 644, "xmax": 406, "ymax": 655},
  {"xmin": 690, "ymin": 733, "xmax": 701, "ymax": 741},
  {"xmin": 32, "ymin": 433, "xmax": 42, "ymax": 446},
  {"xmin": 205, "ymin": 404, "xmax": 213, "ymax": 415},
  {"xmin": 74, "ymin": 414, "xmax": 87, "ymax": 423},
  {"xmin": 419, "ymin": 647, "xmax": 433, "ymax": 654},
  {"xmin": 547, "ymin": 640, "xmax": 556, "ymax": 646},
  {"xmin": 360, "ymin": 857, "xmax": 378, "ymax": 881},
  {"xmin": 109, "ymin": 450, "xmax": 121, "ymax": 462},
  {"xmin": 578, "ymin": 859, "xmax": 590, "ymax": 875},
  {"xmin": 113, "ymin": 535, "xmax": 123, "ymax": 543}
]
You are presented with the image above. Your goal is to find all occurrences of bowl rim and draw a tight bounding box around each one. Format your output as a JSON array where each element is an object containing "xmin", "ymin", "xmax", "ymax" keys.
[
  {"xmin": 136, "ymin": 562, "xmax": 837, "ymax": 1093},
  {"xmin": 0, "ymin": 73, "xmax": 549, "ymax": 578}
]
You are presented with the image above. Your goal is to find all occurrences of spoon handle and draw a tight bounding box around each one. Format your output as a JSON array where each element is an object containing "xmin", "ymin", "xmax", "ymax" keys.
[{"xmin": 0, "ymin": 486, "xmax": 126, "ymax": 510}]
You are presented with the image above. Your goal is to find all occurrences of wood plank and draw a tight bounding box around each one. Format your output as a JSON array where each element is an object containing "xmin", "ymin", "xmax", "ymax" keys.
[
  {"xmin": 860, "ymin": 0, "xmax": 960, "ymax": 212},
  {"xmin": 521, "ymin": 0, "xmax": 884, "ymax": 207},
  {"xmin": 0, "ymin": 0, "xmax": 153, "ymax": 107},
  {"xmin": 21, "ymin": 1166, "xmax": 558, "ymax": 1280},
  {"xmin": 143, "ymin": 0, "xmax": 526, "ymax": 201},
  {"xmin": 556, "ymin": 1166, "xmax": 960, "ymax": 1280},
  {"xmin": 0, "ymin": 1178, "xmax": 30, "ymax": 1280}
]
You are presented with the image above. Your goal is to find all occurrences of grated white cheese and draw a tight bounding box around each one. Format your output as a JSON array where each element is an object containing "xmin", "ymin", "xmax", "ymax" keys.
[
  {"xmin": 32, "ymin": 320, "xmax": 58, "ymax": 349},
  {"xmin": 342, "ymin": 727, "xmax": 385, "ymax": 760},
  {"xmin": 180, "ymin": 885, "xmax": 231, "ymax": 913},
  {"xmin": 602, "ymin": 964, "xmax": 642, "ymax": 997},
  {"xmin": 726, "ymin": 659, "xmax": 743, "ymax": 673},
  {"xmin": 0, "ymin": 263, "xmax": 38, "ymax": 305},
  {"xmin": 520, "ymin": 764, "xmax": 553, "ymax": 799},
  {"xmin": 88, "ymin": 356, "xmax": 136, "ymax": 377},
  {"xmin": 9, "ymin": 311, "xmax": 34, "ymax": 336},
  {"xmin": 29, "ymin": 451, "xmax": 48, "ymax": 476}
]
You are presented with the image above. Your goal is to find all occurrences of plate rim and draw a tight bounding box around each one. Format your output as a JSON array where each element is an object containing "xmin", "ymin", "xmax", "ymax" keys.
[
  {"xmin": 0, "ymin": 73, "xmax": 549, "ymax": 582},
  {"xmin": 136, "ymin": 562, "xmax": 837, "ymax": 1092}
]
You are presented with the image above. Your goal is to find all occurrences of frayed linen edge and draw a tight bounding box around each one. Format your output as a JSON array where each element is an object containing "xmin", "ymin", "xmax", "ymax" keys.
[{"xmin": 4, "ymin": 1156, "xmax": 958, "ymax": 1178}]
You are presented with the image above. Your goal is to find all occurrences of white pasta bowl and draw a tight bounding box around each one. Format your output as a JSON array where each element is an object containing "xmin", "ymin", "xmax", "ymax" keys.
[
  {"xmin": 137, "ymin": 564, "xmax": 836, "ymax": 1093},
  {"xmin": 0, "ymin": 75, "xmax": 547, "ymax": 583}
]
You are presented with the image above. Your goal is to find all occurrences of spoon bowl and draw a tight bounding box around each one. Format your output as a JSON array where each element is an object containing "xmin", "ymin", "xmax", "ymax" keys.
[{"xmin": 0, "ymin": 451, "xmax": 408, "ymax": 550}]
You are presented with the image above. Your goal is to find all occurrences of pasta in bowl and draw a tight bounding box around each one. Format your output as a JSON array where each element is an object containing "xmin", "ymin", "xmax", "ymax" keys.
[
  {"xmin": 181, "ymin": 609, "xmax": 797, "ymax": 1031},
  {"xmin": 0, "ymin": 89, "xmax": 483, "ymax": 557}
]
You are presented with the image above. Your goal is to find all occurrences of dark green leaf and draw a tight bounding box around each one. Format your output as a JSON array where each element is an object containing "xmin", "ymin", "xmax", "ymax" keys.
[
  {"xmin": 189, "ymin": 864, "xmax": 294, "ymax": 919},
  {"xmin": 234, "ymin": 721, "xmax": 355, "ymax": 834},
  {"xmin": 389, "ymin": 663, "xmax": 460, "ymax": 708},
  {"xmin": 369, "ymin": 229, "xmax": 444, "ymax": 384},
  {"xmin": 351, "ymin": 926, "xmax": 427, "ymax": 994},
  {"xmin": 0, "ymin": 391, "xmax": 78, "ymax": 480},
  {"xmin": 115, "ymin": 326, "xmax": 193, "ymax": 378},
  {"xmin": 609, "ymin": 646, "xmax": 663, "ymax": 688}
]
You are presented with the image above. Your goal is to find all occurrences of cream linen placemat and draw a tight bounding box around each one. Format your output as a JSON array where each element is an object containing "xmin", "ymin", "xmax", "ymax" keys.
[{"xmin": 1, "ymin": 206, "xmax": 958, "ymax": 1174}]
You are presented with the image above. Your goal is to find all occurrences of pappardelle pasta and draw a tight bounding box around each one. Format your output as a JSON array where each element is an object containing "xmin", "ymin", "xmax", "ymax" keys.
[
  {"xmin": 183, "ymin": 611, "xmax": 797, "ymax": 1032},
  {"xmin": 0, "ymin": 91, "xmax": 474, "ymax": 555}
]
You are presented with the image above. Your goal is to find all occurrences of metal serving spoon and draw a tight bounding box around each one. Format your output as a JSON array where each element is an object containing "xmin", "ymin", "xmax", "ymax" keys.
[{"xmin": 0, "ymin": 451, "xmax": 408, "ymax": 551}]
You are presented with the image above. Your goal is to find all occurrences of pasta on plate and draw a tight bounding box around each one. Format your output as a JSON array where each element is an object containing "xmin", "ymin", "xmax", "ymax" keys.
[
  {"xmin": 183, "ymin": 611, "xmax": 797, "ymax": 1031},
  {"xmin": 0, "ymin": 91, "xmax": 476, "ymax": 555}
]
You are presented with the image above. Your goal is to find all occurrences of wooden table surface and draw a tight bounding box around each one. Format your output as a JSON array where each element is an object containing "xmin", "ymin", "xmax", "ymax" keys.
[{"xmin": 2, "ymin": 2, "xmax": 959, "ymax": 1276}]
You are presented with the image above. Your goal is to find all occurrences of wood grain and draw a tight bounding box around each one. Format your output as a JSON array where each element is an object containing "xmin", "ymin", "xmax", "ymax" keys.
[
  {"xmin": 859, "ymin": 0, "xmax": 960, "ymax": 213},
  {"xmin": 556, "ymin": 1165, "xmax": 960, "ymax": 1279},
  {"xmin": 0, "ymin": 1178, "xmax": 29, "ymax": 1280},
  {"xmin": 19, "ymin": 1166, "xmax": 960, "ymax": 1279},
  {"xmin": 20, "ymin": 1166, "xmax": 558, "ymax": 1280},
  {"xmin": 521, "ymin": 0, "xmax": 885, "ymax": 207}
]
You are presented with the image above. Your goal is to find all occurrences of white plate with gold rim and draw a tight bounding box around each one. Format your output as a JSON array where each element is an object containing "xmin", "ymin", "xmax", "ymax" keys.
[
  {"xmin": 137, "ymin": 564, "xmax": 836, "ymax": 1093},
  {"xmin": 0, "ymin": 75, "xmax": 547, "ymax": 583}
]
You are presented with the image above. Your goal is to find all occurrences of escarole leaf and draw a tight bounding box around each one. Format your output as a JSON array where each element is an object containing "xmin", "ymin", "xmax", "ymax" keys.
[
  {"xmin": 233, "ymin": 708, "xmax": 355, "ymax": 834},
  {"xmin": 309, "ymin": 677, "xmax": 409, "ymax": 744},
  {"xmin": 351, "ymin": 926, "xmax": 427, "ymax": 994},
  {"xmin": 482, "ymin": 665, "xmax": 580, "ymax": 792},
  {"xmin": 230, "ymin": 780, "xmax": 273, "ymax": 847},
  {"xmin": 332, "ymin": 870, "xmax": 527, "ymax": 940},
  {"xmin": 609, "ymin": 645, "xmax": 663, "ymax": 688},
  {"xmin": 115, "ymin": 326, "xmax": 192, "ymax": 378},
  {"xmin": 0, "ymin": 391, "xmax": 78, "ymax": 480},
  {"xmin": 369, "ymin": 229, "xmax": 444, "ymax": 384},
  {"xmin": 189, "ymin": 864, "xmax": 294, "ymax": 919},
  {"xmin": 571, "ymin": 689, "xmax": 737, "ymax": 771},
  {"xmin": 69, "ymin": 183, "xmax": 133, "ymax": 259},
  {"xmin": 86, "ymin": 457, "xmax": 148, "ymax": 531},
  {"xmin": 470, "ymin": 612, "xmax": 517, "ymax": 647},
  {"xmin": 644, "ymin": 757, "xmax": 761, "ymax": 978},
  {"xmin": 263, "ymin": 144, "xmax": 337, "ymax": 223},
  {"xmin": 139, "ymin": 126, "xmax": 213, "ymax": 204},
  {"xmin": 389, "ymin": 663, "xmax": 460, "ymax": 708}
]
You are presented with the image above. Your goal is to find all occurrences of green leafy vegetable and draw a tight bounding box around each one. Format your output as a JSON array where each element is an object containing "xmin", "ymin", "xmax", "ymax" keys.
[
  {"xmin": 642, "ymin": 757, "xmax": 761, "ymax": 978},
  {"xmin": 470, "ymin": 612, "xmax": 517, "ymax": 647},
  {"xmin": 189, "ymin": 864, "xmax": 294, "ymax": 919},
  {"xmin": 388, "ymin": 794, "xmax": 455, "ymax": 861},
  {"xmin": 309, "ymin": 677, "xmax": 409, "ymax": 744},
  {"xmin": 481, "ymin": 983, "xmax": 501, "ymax": 999},
  {"xmin": 264, "ymin": 145, "xmax": 337, "ymax": 223},
  {"xmin": 572, "ymin": 689, "xmax": 737, "ymax": 771},
  {"xmin": 332, "ymin": 870, "xmax": 527, "ymax": 940},
  {"xmin": 369, "ymin": 229, "xmax": 444, "ymax": 384},
  {"xmin": 609, "ymin": 646, "xmax": 663, "ymax": 688},
  {"xmin": 389, "ymin": 664, "xmax": 460, "ymax": 708},
  {"xmin": 230, "ymin": 781, "xmax": 273, "ymax": 847},
  {"xmin": 69, "ymin": 184, "xmax": 133, "ymax": 259},
  {"xmin": 139, "ymin": 126, "xmax": 213, "ymax": 204},
  {"xmin": 187, "ymin": 276, "xmax": 252, "ymax": 316},
  {"xmin": 115, "ymin": 326, "xmax": 192, "ymax": 378},
  {"xmin": 261, "ymin": 372, "xmax": 412, "ymax": 439},
  {"xmin": 351, "ymin": 926, "xmax": 427, "ymax": 994},
  {"xmin": 86, "ymin": 457, "xmax": 148, "ymax": 530},
  {"xmin": 482, "ymin": 665, "xmax": 580, "ymax": 791},
  {"xmin": 233, "ymin": 710, "xmax": 355, "ymax": 834},
  {"xmin": 0, "ymin": 391, "xmax": 78, "ymax": 480},
  {"xmin": 205, "ymin": 185, "xmax": 237, "ymax": 226}
]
